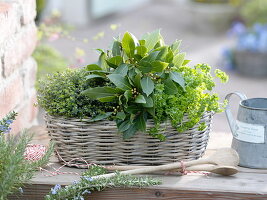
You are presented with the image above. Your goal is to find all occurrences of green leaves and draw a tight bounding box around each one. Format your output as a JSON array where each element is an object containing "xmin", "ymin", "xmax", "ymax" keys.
[
  {"xmin": 173, "ymin": 53, "xmax": 186, "ymax": 68},
  {"xmin": 107, "ymin": 74, "xmax": 132, "ymax": 90},
  {"xmin": 106, "ymin": 56, "xmax": 123, "ymax": 68},
  {"xmin": 135, "ymin": 94, "xmax": 146, "ymax": 103},
  {"xmin": 80, "ymin": 30, "xmax": 193, "ymax": 140},
  {"xmin": 113, "ymin": 64, "xmax": 129, "ymax": 76},
  {"xmin": 142, "ymin": 29, "xmax": 162, "ymax": 52},
  {"xmin": 122, "ymin": 32, "xmax": 138, "ymax": 58},
  {"xmin": 136, "ymin": 46, "xmax": 147, "ymax": 57},
  {"xmin": 112, "ymin": 40, "xmax": 121, "ymax": 56},
  {"xmin": 86, "ymin": 64, "xmax": 102, "ymax": 71},
  {"xmin": 169, "ymin": 71, "xmax": 185, "ymax": 89},
  {"xmin": 151, "ymin": 61, "xmax": 169, "ymax": 72},
  {"xmin": 83, "ymin": 87, "xmax": 121, "ymax": 99},
  {"xmin": 141, "ymin": 76, "xmax": 154, "ymax": 96},
  {"xmin": 88, "ymin": 112, "xmax": 113, "ymax": 122},
  {"xmin": 164, "ymin": 78, "xmax": 178, "ymax": 95}
]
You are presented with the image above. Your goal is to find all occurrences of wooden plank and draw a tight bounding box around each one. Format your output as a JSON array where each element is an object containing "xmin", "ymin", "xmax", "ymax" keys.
[{"xmin": 9, "ymin": 185, "xmax": 267, "ymax": 200}]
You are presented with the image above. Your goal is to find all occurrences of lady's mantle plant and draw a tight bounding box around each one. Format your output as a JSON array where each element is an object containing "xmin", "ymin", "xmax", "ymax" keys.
[{"xmin": 83, "ymin": 30, "xmax": 228, "ymax": 140}]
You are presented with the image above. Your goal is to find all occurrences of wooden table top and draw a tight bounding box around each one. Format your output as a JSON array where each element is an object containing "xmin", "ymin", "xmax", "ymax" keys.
[{"xmin": 8, "ymin": 126, "xmax": 267, "ymax": 200}]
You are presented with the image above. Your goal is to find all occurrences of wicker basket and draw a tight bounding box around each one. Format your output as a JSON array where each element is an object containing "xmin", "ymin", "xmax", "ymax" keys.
[{"xmin": 45, "ymin": 112, "xmax": 213, "ymax": 168}]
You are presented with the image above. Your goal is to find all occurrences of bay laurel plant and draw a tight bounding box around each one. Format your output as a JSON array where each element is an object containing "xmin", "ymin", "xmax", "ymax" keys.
[
  {"xmin": 83, "ymin": 30, "xmax": 228, "ymax": 140},
  {"xmin": 0, "ymin": 112, "xmax": 54, "ymax": 199}
]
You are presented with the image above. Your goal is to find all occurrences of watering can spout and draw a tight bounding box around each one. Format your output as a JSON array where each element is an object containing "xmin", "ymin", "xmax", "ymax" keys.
[{"xmin": 225, "ymin": 92, "xmax": 247, "ymax": 136}]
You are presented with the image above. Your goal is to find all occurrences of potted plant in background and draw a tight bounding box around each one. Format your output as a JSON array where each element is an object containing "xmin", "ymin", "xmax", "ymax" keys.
[
  {"xmin": 222, "ymin": 0, "xmax": 267, "ymax": 77},
  {"xmin": 38, "ymin": 30, "xmax": 228, "ymax": 167}
]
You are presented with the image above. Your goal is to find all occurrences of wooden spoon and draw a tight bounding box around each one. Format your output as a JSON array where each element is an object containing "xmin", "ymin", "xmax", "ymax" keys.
[
  {"xmin": 105, "ymin": 164, "xmax": 238, "ymax": 176},
  {"xmin": 92, "ymin": 148, "xmax": 239, "ymax": 179}
]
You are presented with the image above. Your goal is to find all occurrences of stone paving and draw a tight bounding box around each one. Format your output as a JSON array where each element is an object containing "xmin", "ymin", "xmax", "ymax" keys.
[{"xmin": 47, "ymin": 0, "xmax": 267, "ymax": 135}]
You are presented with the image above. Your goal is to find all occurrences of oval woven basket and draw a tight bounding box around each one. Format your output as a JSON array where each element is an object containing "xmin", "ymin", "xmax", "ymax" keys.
[{"xmin": 45, "ymin": 112, "xmax": 213, "ymax": 168}]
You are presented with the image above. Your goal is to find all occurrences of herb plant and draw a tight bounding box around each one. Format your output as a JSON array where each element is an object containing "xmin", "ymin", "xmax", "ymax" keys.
[
  {"xmin": 0, "ymin": 112, "xmax": 53, "ymax": 199},
  {"xmin": 83, "ymin": 30, "xmax": 228, "ymax": 140},
  {"xmin": 37, "ymin": 68, "xmax": 115, "ymax": 119},
  {"xmin": 45, "ymin": 165, "xmax": 161, "ymax": 200}
]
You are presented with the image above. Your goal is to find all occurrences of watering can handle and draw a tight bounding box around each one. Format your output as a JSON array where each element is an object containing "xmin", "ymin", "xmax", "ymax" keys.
[{"xmin": 225, "ymin": 92, "xmax": 247, "ymax": 135}]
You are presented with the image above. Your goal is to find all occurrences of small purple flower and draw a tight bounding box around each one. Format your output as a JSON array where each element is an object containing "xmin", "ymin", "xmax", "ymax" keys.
[
  {"xmin": 51, "ymin": 184, "xmax": 61, "ymax": 195},
  {"xmin": 72, "ymin": 180, "xmax": 79, "ymax": 185},
  {"xmin": 82, "ymin": 176, "xmax": 93, "ymax": 181},
  {"xmin": 6, "ymin": 120, "xmax": 13, "ymax": 125},
  {"xmin": 82, "ymin": 189, "xmax": 91, "ymax": 195},
  {"xmin": 0, "ymin": 125, "xmax": 6, "ymax": 131},
  {"xmin": 18, "ymin": 187, "xmax": 23, "ymax": 193}
]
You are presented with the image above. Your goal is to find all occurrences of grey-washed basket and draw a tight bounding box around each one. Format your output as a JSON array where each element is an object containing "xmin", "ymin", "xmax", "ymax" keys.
[{"xmin": 45, "ymin": 112, "xmax": 213, "ymax": 168}]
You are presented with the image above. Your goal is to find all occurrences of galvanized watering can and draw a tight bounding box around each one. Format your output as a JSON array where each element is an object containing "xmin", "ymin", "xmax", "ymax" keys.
[{"xmin": 225, "ymin": 92, "xmax": 267, "ymax": 168}]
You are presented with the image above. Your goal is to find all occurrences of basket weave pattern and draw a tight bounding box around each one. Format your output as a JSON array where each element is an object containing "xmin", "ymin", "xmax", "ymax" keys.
[{"xmin": 45, "ymin": 112, "xmax": 213, "ymax": 168}]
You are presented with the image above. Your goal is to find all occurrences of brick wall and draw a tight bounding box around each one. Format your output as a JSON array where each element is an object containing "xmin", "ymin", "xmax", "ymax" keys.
[{"xmin": 0, "ymin": 1, "xmax": 38, "ymax": 133}]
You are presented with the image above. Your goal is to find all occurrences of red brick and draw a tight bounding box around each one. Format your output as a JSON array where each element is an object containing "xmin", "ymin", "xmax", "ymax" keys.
[
  {"xmin": 2, "ymin": 23, "xmax": 37, "ymax": 77},
  {"xmin": 22, "ymin": 57, "xmax": 37, "ymax": 89},
  {"xmin": 10, "ymin": 89, "xmax": 38, "ymax": 134},
  {"xmin": 20, "ymin": 0, "xmax": 36, "ymax": 25},
  {"xmin": 0, "ymin": 2, "xmax": 21, "ymax": 45},
  {"xmin": 0, "ymin": 74, "xmax": 24, "ymax": 118}
]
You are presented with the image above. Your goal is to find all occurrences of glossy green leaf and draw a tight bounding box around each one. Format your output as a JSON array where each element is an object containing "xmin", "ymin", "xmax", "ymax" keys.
[
  {"xmin": 86, "ymin": 74, "xmax": 105, "ymax": 80},
  {"xmin": 116, "ymin": 111, "xmax": 126, "ymax": 120},
  {"xmin": 171, "ymin": 40, "xmax": 181, "ymax": 54},
  {"xmin": 113, "ymin": 64, "xmax": 129, "ymax": 76},
  {"xmin": 156, "ymin": 46, "xmax": 168, "ymax": 60},
  {"xmin": 122, "ymin": 32, "xmax": 136, "ymax": 57},
  {"xmin": 142, "ymin": 96, "xmax": 153, "ymax": 108},
  {"xmin": 173, "ymin": 53, "xmax": 186, "ymax": 68},
  {"xmin": 88, "ymin": 112, "xmax": 113, "ymax": 122},
  {"xmin": 136, "ymin": 46, "xmax": 147, "ymax": 57},
  {"xmin": 138, "ymin": 61, "xmax": 152, "ymax": 73},
  {"xmin": 125, "ymin": 105, "xmax": 140, "ymax": 114},
  {"xmin": 133, "ymin": 73, "xmax": 142, "ymax": 90},
  {"xmin": 124, "ymin": 90, "xmax": 132, "ymax": 102},
  {"xmin": 164, "ymin": 78, "xmax": 178, "ymax": 95},
  {"xmin": 142, "ymin": 29, "xmax": 162, "ymax": 51},
  {"xmin": 86, "ymin": 64, "xmax": 102, "ymax": 71},
  {"xmin": 135, "ymin": 94, "xmax": 146, "ymax": 103},
  {"xmin": 123, "ymin": 123, "xmax": 138, "ymax": 140},
  {"xmin": 118, "ymin": 120, "xmax": 132, "ymax": 133},
  {"xmin": 141, "ymin": 76, "xmax": 154, "ymax": 96},
  {"xmin": 151, "ymin": 61, "xmax": 169, "ymax": 72},
  {"xmin": 98, "ymin": 96, "xmax": 117, "ymax": 102},
  {"xmin": 106, "ymin": 56, "xmax": 123, "ymax": 68},
  {"xmin": 136, "ymin": 113, "xmax": 146, "ymax": 132},
  {"xmin": 98, "ymin": 52, "xmax": 109, "ymax": 71},
  {"xmin": 107, "ymin": 74, "xmax": 132, "ymax": 90},
  {"xmin": 112, "ymin": 40, "xmax": 121, "ymax": 56},
  {"xmin": 166, "ymin": 49, "xmax": 174, "ymax": 63},
  {"xmin": 182, "ymin": 59, "xmax": 191, "ymax": 65},
  {"xmin": 139, "ymin": 39, "xmax": 146, "ymax": 46},
  {"xmin": 140, "ymin": 51, "xmax": 160, "ymax": 63},
  {"xmin": 146, "ymin": 107, "xmax": 155, "ymax": 117},
  {"xmin": 82, "ymin": 87, "xmax": 120, "ymax": 99},
  {"xmin": 169, "ymin": 71, "xmax": 185, "ymax": 89},
  {"xmin": 133, "ymin": 54, "xmax": 142, "ymax": 62}
]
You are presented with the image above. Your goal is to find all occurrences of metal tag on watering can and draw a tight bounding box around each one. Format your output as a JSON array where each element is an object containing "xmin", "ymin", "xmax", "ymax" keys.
[
  {"xmin": 225, "ymin": 92, "xmax": 267, "ymax": 169},
  {"xmin": 234, "ymin": 120, "xmax": 265, "ymax": 144}
]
